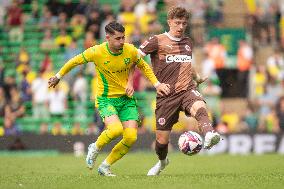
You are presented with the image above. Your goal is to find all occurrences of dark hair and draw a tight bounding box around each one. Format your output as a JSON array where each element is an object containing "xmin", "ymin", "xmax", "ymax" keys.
[
  {"xmin": 167, "ymin": 6, "xmax": 190, "ymax": 20},
  {"xmin": 105, "ymin": 21, "xmax": 125, "ymax": 35}
]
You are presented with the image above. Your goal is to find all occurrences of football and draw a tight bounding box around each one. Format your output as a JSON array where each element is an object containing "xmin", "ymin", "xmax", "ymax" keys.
[{"xmin": 178, "ymin": 131, "xmax": 203, "ymax": 156}]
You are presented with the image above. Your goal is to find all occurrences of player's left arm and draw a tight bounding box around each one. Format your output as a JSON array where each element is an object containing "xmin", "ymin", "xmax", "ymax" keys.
[
  {"xmin": 48, "ymin": 47, "xmax": 95, "ymax": 88},
  {"xmin": 135, "ymin": 57, "xmax": 170, "ymax": 96},
  {"xmin": 192, "ymin": 66, "xmax": 207, "ymax": 87}
]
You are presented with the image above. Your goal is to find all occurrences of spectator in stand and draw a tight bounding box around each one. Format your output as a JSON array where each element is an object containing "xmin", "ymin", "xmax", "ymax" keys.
[
  {"xmin": 55, "ymin": 29, "xmax": 72, "ymax": 49},
  {"xmin": 71, "ymin": 122, "xmax": 84, "ymax": 135},
  {"xmin": 4, "ymin": 116, "xmax": 20, "ymax": 136},
  {"xmin": 236, "ymin": 40, "xmax": 254, "ymax": 97},
  {"xmin": 57, "ymin": 12, "xmax": 68, "ymax": 31},
  {"xmin": 0, "ymin": 87, "xmax": 7, "ymax": 118},
  {"xmin": 20, "ymin": 71, "xmax": 32, "ymax": 102},
  {"xmin": 39, "ymin": 122, "xmax": 49, "ymax": 135},
  {"xmin": 201, "ymin": 52, "xmax": 218, "ymax": 82},
  {"xmin": 276, "ymin": 96, "xmax": 284, "ymax": 132},
  {"xmin": 30, "ymin": 0, "xmax": 40, "ymax": 22},
  {"xmin": 72, "ymin": 72, "xmax": 88, "ymax": 121},
  {"xmin": 241, "ymin": 102, "xmax": 259, "ymax": 133},
  {"xmin": 99, "ymin": 14, "xmax": 115, "ymax": 41},
  {"xmin": 266, "ymin": 75, "xmax": 283, "ymax": 100},
  {"xmin": 220, "ymin": 105, "xmax": 240, "ymax": 133},
  {"xmin": 0, "ymin": 3, "xmax": 6, "ymax": 27},
  {"xmin": 118, "ymin": 3, "xmax": 137, "ymax": 42},
  {"xmin": 16, "ymin": 47, "xmax": 30, "ymax": 74},
  {"xmin": 6, "ymin": 1, "xmax": 23, "ymax": 43},
  {"xmin": 74, "ymin": 0, "xmax": 88, "ymax": 16},
  {"xmin": 0, "ymin": 61, "xmax": 5, "ymax": 87},
  {"xmin": 85, "ymin": 0, "xmax": 101, "ymax": 17},
  {"xmin": 39, "ymin": 7, "xmax": 57, "ymax": 30},
  {"xmin": 51, "ymin": 121, "xmax": 67, "ymax": 135},
  {"xmin": 40, "ymin": 29, "xmax": 58, "ymax": 53},
  {"xmin": 4, "ymin": 87, "xmax": 25, "ymax": 135},
  {"xmin": 70, "ymin": 14, "xmax": 86, "ymax": 39},
  {"xmin": 72, "ymin": 72, "xmax": 87, "ymax": 102},
  {"xmin": 251, "ymin": 64, "xmax": 267, "ymax": 99},
  {"xmin": 64, "ymin": 39, "xmax": 81, "ymax": 61},
  {"xmin": 259, "ymin": 107, "xmax": 280, "ymax": 133},
  {"xmin": 84, "ymin": 30, "xmax": 97, "ymax": 49},
  {"xmin": 48, "ymin": 85, "xmax": 67, "ymax": 119},
  {"xmin": 85, "ymin": 122, "xmax": 98, "ymax": 135},
  {"xmin": 266, "ymin": 49, "xmax": 284, "ymax": 81},
  {"xmin": 204, "ymin": 38, "xmax": 227, "ymax": 90},
  {"xmin": 64, "ymin": 39, "xmax": 82, "ymax": 85},
  {"xmin": 40, "ymin": 53, "xmax": 53, "ymax": 73},
  {"xmin": 3, "ymin": 72, "xmax": 17, "ymax": 100},
  {"xmin": 85, "ymin": 10, "xmax": 101, "ymax": 39},
  {"xmin": 31, "ymin": 71, "xmax": 49, "ymax": 119}
]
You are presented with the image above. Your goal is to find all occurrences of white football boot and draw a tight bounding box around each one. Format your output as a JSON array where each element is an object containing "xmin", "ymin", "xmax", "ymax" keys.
[
  {"xmin": 204, "ymin": 131, "xmax": 221, "ymax": 149},
  {"xmin": 147, "ymin": 158, "xmax": 169, "ymax": 176},
  {"xmin": 98, "ymin": 164, "xmax": 116, "ymax": 177},
  {"xmin": 86, "ymin": 143, "xmax": 100, "ymax": 170}
]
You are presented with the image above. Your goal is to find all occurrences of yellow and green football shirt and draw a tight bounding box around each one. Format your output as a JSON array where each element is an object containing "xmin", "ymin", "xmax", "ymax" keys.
[{"xmin": 57, "ymin": 42, "xmax": 158, "ymax": 98}]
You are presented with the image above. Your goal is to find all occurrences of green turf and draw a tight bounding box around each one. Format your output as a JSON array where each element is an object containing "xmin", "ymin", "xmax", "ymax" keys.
[{"xmin": 0, "ymin": 152, "xmax": 283, "ymax": 189}]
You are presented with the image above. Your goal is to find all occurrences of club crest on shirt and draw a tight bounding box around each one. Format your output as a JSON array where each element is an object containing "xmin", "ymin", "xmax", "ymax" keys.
[
  {"xmin": 185, "ymin": 45, "xmax": 191, "ymax": 52},
  {"xmin": 158, "ymin": 118, "xmax": 166, "ymax": 125},
  {"xmin": 124, "ymin": 58, "xmax": 130, "ymax": 65}
]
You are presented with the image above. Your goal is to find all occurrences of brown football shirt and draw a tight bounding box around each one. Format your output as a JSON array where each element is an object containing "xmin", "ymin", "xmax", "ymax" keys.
[{"xmin": 139, "ymin": 32, "xmax": 195, "ymax": 94}]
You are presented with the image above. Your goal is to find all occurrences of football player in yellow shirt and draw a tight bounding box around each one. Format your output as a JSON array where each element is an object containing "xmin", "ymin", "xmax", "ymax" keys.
[{"xmin": 48, "ymin": 21, "xmax": 170, "ymax": 176}]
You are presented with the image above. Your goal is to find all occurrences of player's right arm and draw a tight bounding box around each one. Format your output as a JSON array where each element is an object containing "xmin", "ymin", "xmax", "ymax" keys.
[
  {"xmin": 48, "ymin": 47, "xmax": 95, "ymax": 88},
  {"xmin": 138, "ymin": 36, "xmax": 158, "ymax": 57},
  {"xmin": 135, "ymin": 37, "xmax": 171, "ymax": 96}
]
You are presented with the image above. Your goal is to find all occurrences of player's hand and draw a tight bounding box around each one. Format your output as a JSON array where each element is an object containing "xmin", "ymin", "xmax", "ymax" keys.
[
  {"xmin": 195, "ymin": 77, "xmax": 208, "ymax": 87},
  {"xmin": 48, "ymin": 76, "xmax": 60, "ymax": 88},
  {"xmin": 156, "ymin": 83, "xmax": 170, "ymax": 96},
  {"xmin": 125, "ymin": 82, "xmax": 134, "ymax": 97}
]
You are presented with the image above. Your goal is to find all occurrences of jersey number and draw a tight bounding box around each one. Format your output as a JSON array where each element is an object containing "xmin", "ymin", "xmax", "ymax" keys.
[{"xmin": 191, "ymin": 90, "xmax": 202, "ymax": 97}]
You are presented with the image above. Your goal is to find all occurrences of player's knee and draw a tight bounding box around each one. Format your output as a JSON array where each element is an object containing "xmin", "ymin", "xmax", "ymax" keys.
[
  {"xmin": 107, "ymin": 122, "xmax": 124, "ymax": 138},
  {"xmin": 190, "ymin": 100, "xmax": 207, "ymax": 116},
  {"xmin": 195, "ymin": 107, "xmax": 209, "ymax": 121},
  {"xmin": 123, "ymin": 128, "xmax": 137, "ymax": 146}
]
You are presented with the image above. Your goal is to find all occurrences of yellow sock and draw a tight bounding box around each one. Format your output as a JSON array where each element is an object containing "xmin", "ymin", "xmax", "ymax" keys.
[
  {"xmin": 105, "ymin": 127, "xmax": 137, "ymax": 165},
  {"xmin": 95, "ymin": 122, "xmax": 123, "ymax": 150}
]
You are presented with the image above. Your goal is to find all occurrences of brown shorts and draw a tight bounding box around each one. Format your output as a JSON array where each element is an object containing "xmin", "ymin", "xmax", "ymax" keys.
[{"xmin": 155, "ymin": 89, "xmax": 204, "ymax": 131}]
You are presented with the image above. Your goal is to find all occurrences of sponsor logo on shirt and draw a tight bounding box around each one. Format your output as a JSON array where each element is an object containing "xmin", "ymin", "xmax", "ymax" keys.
[{"xmin": 165, "ymin": 55, "xmax": 192, "ymax": 63}]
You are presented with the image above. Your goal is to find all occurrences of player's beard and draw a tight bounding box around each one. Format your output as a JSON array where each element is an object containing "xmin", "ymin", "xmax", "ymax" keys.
[{"xmin": 118, "ymin": 44, "xmax": 124, "ymax": 50}]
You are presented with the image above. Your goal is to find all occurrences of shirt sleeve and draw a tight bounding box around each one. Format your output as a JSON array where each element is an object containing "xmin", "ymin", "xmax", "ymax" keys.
[
  {"xmin": 138, "ymin": 36, "xmax": 158, "ymax": 56},
  {"xmin": 136, "ymin": 58, "xmax": 159, "ymax": 86},
  {"xmin": 57, "ymin": 46, "xmax": 96, "ymax": 77}
]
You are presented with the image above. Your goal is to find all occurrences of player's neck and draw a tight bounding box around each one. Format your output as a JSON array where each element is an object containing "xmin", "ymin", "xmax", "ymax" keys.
[
  {"xmin": 107, "ymin": 43, "xmax": 121, "ymax": 54},
  {"xmin": 167, "ymin": 31, "xmax": 183, "ymax": 41}
]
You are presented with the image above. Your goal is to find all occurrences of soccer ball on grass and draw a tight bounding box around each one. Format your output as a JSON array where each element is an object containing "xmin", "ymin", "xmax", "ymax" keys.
[{"xmin": 178, "ymin": 131, "xmax": 203, "ymax": 156}]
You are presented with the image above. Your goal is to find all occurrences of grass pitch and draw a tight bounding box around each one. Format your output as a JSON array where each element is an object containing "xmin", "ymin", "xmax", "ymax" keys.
[{"xmin": 0, "ymin": 152, "xmax": 283, "ymax": 189}]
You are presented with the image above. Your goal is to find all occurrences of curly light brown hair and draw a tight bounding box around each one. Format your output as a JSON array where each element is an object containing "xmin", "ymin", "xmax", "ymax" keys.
[{"xmin": 167, "ymin": 6, "xmax": 190, "ymax": 20}]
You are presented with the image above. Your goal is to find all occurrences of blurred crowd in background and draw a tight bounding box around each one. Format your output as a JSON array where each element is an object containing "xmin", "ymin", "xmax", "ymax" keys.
[{"xmin": 0, "ymin": 0, "xmax": 284, "ymax": 136}]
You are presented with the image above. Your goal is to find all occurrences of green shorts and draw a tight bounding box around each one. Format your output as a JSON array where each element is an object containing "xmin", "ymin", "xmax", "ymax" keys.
[{"xmin": 96, "ymin": 95, "xmax": 139, "ymax": 122}]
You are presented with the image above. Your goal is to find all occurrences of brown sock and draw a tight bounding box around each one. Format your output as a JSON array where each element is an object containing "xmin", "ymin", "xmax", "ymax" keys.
[
  {"xmin": 155, "ymin": 140, "xmax": 168, "ymax": 160},
  {"xmin": 195, "ymin": 107, "xmax": 214, "ymax": 135}
]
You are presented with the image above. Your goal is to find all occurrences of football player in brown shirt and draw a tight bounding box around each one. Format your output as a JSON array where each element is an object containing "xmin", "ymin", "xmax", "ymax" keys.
[{"xmin": 137, "ymin": 7, "xmax": 221, "ymax": 176}]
